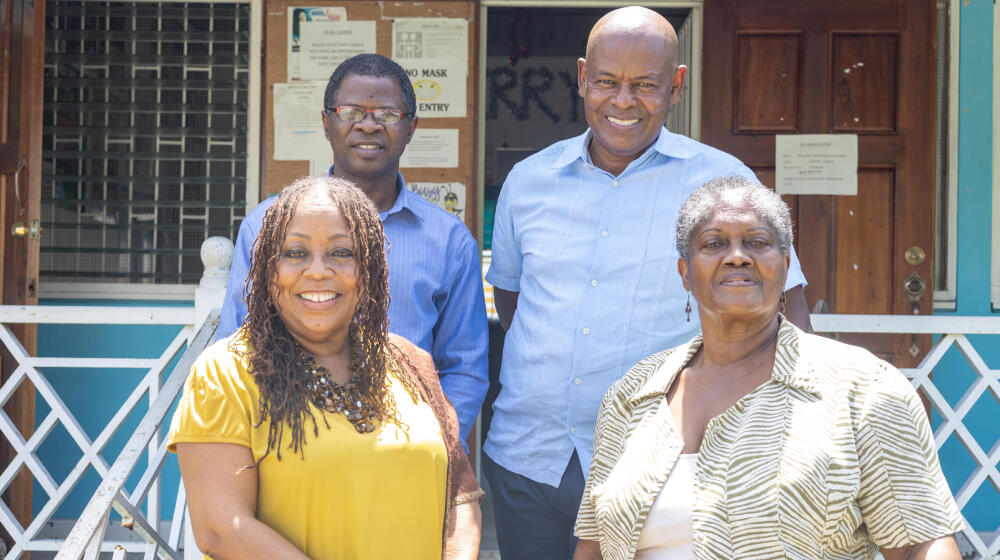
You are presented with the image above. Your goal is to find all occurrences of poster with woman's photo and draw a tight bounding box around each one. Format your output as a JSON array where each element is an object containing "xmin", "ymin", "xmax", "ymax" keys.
[{"xmin": 288, "ymin": 7, "xmax": 347, "ymax": 81}]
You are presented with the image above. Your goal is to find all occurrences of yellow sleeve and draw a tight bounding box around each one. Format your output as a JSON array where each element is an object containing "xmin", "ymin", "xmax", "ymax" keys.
[
  {"xmin": 856, "ymin": 362, "xmax": 965, "ymax": 548},
  {"xmin": 166, "ymin": 342, "xmax": 258, "ymax": 453}
]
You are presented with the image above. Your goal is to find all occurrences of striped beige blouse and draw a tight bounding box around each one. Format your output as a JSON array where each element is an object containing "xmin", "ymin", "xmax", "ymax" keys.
[{"xmin": 575, "ymin": 319, "xmax": 964, "ymax": 560}]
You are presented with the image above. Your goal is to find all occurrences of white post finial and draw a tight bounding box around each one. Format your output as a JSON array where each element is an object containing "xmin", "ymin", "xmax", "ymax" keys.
[{"xmin": 195, "ymin": 236, "xmax": 235, "ymax": 329}]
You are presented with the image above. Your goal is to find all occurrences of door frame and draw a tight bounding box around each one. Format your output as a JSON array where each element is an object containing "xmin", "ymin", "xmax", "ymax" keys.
[
  {"xmin": 1, "ymin": 0, "xmax": 46, "ymax": 538},
  {"xmin": 991, "ymin": 0, "xmax": 1000, "ymax": 310}
]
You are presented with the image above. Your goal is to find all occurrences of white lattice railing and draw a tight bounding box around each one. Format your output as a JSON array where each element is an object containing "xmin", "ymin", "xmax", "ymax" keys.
[
  {"xmin": 55, "ymin": 311, "xmax": 219, "ymax": 560},
  {"xmin": 813, "ymin": 315, "xmax": 1000, "ymax": 560},
  {"xmin": 3, "ymin": 238, "xmax": 997, "ymax": 559},
  {"xmin": 0, "ymin": 236, "xmax": 233, "ymax": 559}
]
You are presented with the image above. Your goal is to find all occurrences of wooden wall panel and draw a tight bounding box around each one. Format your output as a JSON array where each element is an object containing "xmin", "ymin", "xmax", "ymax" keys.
[
  {"xmin": 831, "ymin": 33, "xmax": 898, "ymax": 133},
  {"xmin": 835, "ymin": 168, "xmax": 894, "ymax": 313},
  {"xmin": 262, "ymin": 0, "xmax": 479, "ymax": 240},
  {"xmin": 734, "ymin": 33, "xmax": 800, "ymax": 133}
]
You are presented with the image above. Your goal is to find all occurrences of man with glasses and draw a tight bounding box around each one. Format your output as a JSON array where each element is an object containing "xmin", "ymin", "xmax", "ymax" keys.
[{"xmin": 217, "ymin": 54, "xmax": 488, "ymax": 449}]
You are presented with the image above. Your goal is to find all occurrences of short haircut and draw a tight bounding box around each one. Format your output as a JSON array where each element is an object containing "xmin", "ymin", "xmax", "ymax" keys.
[
  {"xmin": 675, "ymin": 175, "xmax": 793, "ymax": 260},
  {"xmin": 323, "ymin": 53, "xmax": 416, "ymax": 115}
]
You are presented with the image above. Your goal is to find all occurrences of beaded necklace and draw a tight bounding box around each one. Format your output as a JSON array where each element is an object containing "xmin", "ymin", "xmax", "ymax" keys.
[{"xmin": 303, "ymin": 354, "xmax": 379, "ymax": 433}]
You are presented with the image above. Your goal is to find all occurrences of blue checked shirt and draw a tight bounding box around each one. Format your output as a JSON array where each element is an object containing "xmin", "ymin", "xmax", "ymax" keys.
[
  {"xmin": 217, "ymin": 171, "xmax": 489, "ymax": 445},
  {"xmin": 485, "ymin": 129, "xmax": 807, "ymax": 486}
]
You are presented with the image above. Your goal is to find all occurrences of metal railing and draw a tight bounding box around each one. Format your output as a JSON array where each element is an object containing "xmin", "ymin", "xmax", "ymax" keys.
[
  {"xmin": 55, "ymin": 311, "xmax": 219, "ymax": 560},
  {"xmin": 2, "ymin": 243, "xmax": 996, "ymax": 559},
  {"xmin": 0, "ymin": 236, "xmax": 232, "ymax": 558},
  {"xmin": 813, "ymin": 314, "xmax": 1000, "ymax": 560},
  {"xmin": 0, "ymin": 305, "xmax": 200, "ymax": 559}
]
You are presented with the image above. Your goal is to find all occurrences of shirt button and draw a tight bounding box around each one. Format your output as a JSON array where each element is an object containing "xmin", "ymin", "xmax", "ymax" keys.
[
  {"xmin": 612, "ymin": 180, "xmax": 619, "ymax": 187},
  {"xmin": 574, "ymin": 377, "xmax": 582, "ymax": 385},
  {"xmin": 601, "ymin": 230, "xmax": 609, "ymax": 238},
  {"xmin": 582, "ymin": 327, "xmax": 590, "ymax": 335},
  {"xmin": 590, "ymin": 279, "xmax": 598, "ymax": 287},
  {"xmin": 570, "ymin": 426, "xmax": 576, "ymax": 434}
]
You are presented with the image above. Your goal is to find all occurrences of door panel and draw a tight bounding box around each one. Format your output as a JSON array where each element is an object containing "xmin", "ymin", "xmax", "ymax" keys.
[
  {"xmin": 703, "ymin": 0, "xmax": 935, "ymax": 366},
  {"xmin": 734, "ymin": 33, "xmax": 801, "ymax": 133},
  {"xmin": 834, "ymin": 169, "xmax": 893, "ymax": 314},
  {"xmin": 831, "ymin": 33, "xmax": 898, "ymax": 133}
]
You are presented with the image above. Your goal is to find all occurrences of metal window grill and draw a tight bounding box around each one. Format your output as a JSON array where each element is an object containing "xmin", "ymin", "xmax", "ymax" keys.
[{"xmin": 41, "ymin": 0, "xmax": 250, "ymax": 285}]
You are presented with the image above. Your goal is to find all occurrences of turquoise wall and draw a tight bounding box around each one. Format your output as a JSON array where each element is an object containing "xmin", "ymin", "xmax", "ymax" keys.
[
  {"xmin": 932, "ymin": 0, "xmax": 998, "ymax": 533},
  {"xmin": 34, "ymin": 299, "xmax": 188, "ymax": 521}
]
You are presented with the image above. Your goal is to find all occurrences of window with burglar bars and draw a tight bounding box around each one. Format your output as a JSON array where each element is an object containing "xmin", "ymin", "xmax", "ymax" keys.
[{"xmin": 41, "ymin": 1, "xmax": 250, "ymax": 285}]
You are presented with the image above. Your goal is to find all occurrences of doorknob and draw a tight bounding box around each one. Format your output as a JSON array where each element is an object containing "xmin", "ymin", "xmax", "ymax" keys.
[
  {"xmin": 902, "ymin": 271, "xmax": 927, "ymax": 357},
  {"xmin": 11, "ymin": 220, "xmax": 41, "ymax": 240},
  {"xmin": 902, "ymin": 271, "xmax": 926, "ymax": 315}
]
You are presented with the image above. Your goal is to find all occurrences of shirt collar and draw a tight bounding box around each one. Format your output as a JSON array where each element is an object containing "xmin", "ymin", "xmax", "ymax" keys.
[
  {"xmin": 628, "ymin": 317, "xmax": 819, "ymax": 406},
  {"xmin": 551, "ymin": 127, "xmax": 698, "ymax": 169},
  {"xmin": 325, "ymin": 164, "xmax": 423, "ymax": 222}
]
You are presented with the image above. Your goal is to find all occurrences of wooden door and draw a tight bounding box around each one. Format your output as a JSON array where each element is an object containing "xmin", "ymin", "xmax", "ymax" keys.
[
  {"xmin": 1, "ymin": 0, "xmax": 44, "ymax": 545},
  {"xmin": 702, "ymin": 0, "xmax": 935, "ymax": 366}
]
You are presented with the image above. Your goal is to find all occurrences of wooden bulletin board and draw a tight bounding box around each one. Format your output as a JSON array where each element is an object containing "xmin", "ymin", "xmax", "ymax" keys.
[{"xmin": 262, "ymin": 0, "xmax": 480, "ymax": 241}]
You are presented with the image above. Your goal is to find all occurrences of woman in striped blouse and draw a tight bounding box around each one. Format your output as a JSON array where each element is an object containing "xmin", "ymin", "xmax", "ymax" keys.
[{"xmin": 573, "ymin": 176, "xmax": 964, "ymax": 560}]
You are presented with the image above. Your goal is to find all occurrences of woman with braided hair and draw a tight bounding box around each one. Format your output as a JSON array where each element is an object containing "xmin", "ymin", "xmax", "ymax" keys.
[{"xmin": 167, "ymin": 176, "xmax": 483, "ymax": 559}]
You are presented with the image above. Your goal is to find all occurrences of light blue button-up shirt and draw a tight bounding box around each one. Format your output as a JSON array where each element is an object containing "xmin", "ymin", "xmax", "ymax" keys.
[
  {"xmin": 485, "ymin": 129, "xmax": 807, "ymax": 486},
  {"xmin": 217, "ymin": 172, "xmax": 489, "ymax": 444}
]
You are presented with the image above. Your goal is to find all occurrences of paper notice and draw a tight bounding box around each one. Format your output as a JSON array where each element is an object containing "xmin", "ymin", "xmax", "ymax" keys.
[
  {"xmin": 272, "ymin": 82, "xmax": 330, "ymax": 162},
  {"xmin": 400, "ymin": 129, "xmax": 459, "ymax": 168},
  {"xmin": 393, "ymin": 18, "xmax": 468, "ymax": 65},
  {"xmin": 397, "ymin": 58, "xmax": 467, "ymax": 118},
  {"xmin": 288, "ymin": 7, "xmax": 348, "ymax": 81},
  {"xmin": 310, "ymin": 159, "xmax": 332, "ymax": 177},
  {"xmin": 775, "ymin": 134, "xmax": 858, "ymax": 195},
  {"xmin": 296, "ymin": 21, "xmax": 376, "ymax": 82},
  {"xmin": 409, "ymin": 182, "xmax": 467, "ymax": 221}
]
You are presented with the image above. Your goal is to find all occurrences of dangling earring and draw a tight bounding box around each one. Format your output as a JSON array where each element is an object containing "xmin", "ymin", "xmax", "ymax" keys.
[
  {"xmin": 780, "ymin": 294, "xmax": 786, "ymax": 315},
  {"xmin": 685, "ymin": 292, "xmax": 692, "ymax": 322}
]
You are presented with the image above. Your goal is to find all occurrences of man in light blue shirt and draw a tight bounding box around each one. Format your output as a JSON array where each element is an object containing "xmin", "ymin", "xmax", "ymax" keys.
[
  {"xmin": 217, "ymin": 54, "xmax": 488, "ymax": 446},
  {"xmin": 484, "ymin": 7, "xmax": 811, "ymax": 559}
]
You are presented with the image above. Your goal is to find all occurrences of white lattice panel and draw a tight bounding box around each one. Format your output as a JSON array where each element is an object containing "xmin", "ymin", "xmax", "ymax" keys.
[{"xmin": 0, "ymin": 306, "xmax": 196, "ymax": 558}]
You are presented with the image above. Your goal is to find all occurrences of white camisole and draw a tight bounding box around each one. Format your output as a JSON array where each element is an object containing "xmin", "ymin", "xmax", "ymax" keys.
[{"xmin": 634, "ymin": 453, "xmax": 697, "ymax": 560}]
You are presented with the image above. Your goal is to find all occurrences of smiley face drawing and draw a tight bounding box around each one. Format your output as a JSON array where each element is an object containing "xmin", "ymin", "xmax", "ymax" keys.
[
  {"xmin": 444, "ymin": 191, "xmax": 462, "ymax": 217},
  {"xmin": 413, "ymin": 79, "xmax": 442, "ymax": 101}
]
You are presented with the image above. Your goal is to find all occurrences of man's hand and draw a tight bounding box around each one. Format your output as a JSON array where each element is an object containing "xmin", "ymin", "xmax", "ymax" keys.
[{"xmin": 494, "ymin": 287, "xmax": 519, "ymax": 331}]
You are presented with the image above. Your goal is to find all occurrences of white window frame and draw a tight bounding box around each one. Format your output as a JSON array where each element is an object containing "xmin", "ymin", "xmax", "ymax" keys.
[
  {"xmin": 934, "ymin": 0, "xmax": 960, "ymax": 310},
  {"xmin": 39, "ymin": 0, "xmax": 262, "ymax": 301},
  {"xmin": 991, "ymin": 0, "xmax": 1000, "ymax": 309}
]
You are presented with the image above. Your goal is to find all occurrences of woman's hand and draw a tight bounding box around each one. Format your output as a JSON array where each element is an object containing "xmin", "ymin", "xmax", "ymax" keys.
[
  {"xmin": 573, "ymin": 539, "xmax": 603, "ymax": 560},
  {"xmin": 881, "ymin": 535, "xmax": 962, "ymax": 560},
  {"xmin": 177, "ymin": 442, "xmax": 310, "ymax": 560},
  {"xmin": 442, "ymin": 501, "xmax": 481, "ymax": 560}
]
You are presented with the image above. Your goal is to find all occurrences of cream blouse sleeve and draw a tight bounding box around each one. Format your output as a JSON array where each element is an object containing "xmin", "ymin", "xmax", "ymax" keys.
[
  {"xmin": 166, "ymin": 343, "xmax": 257, "ymax": 453},
  {"xmin": 855, "ymin": 362, "xmax": 965, "ymax": 548}
]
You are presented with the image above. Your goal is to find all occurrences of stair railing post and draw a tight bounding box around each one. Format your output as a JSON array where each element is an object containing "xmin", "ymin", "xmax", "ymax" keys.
[{"xmin": 194, "ymin": 236, "xmax": 234, "ymax": 330}]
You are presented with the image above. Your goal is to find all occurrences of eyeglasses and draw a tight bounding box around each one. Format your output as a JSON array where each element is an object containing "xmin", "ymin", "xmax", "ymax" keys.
[{"xmin": 325, "ymin": 105, "xmax": 411, "ymax": 125}]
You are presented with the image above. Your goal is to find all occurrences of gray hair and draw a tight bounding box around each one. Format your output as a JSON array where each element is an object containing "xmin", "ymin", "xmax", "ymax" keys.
[{"xmin": 675, "ymin": 176, "xmax": 793, "ymax": 260}]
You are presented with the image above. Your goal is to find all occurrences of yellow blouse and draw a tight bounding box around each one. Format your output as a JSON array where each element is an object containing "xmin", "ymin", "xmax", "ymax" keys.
[
  {"xmin": 167, "ymin": 336, "xmax": 448, "ymax": 560},
  {"xmin": 576, "ymin": 318, "xmax": 964, "ymax": 560}
]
